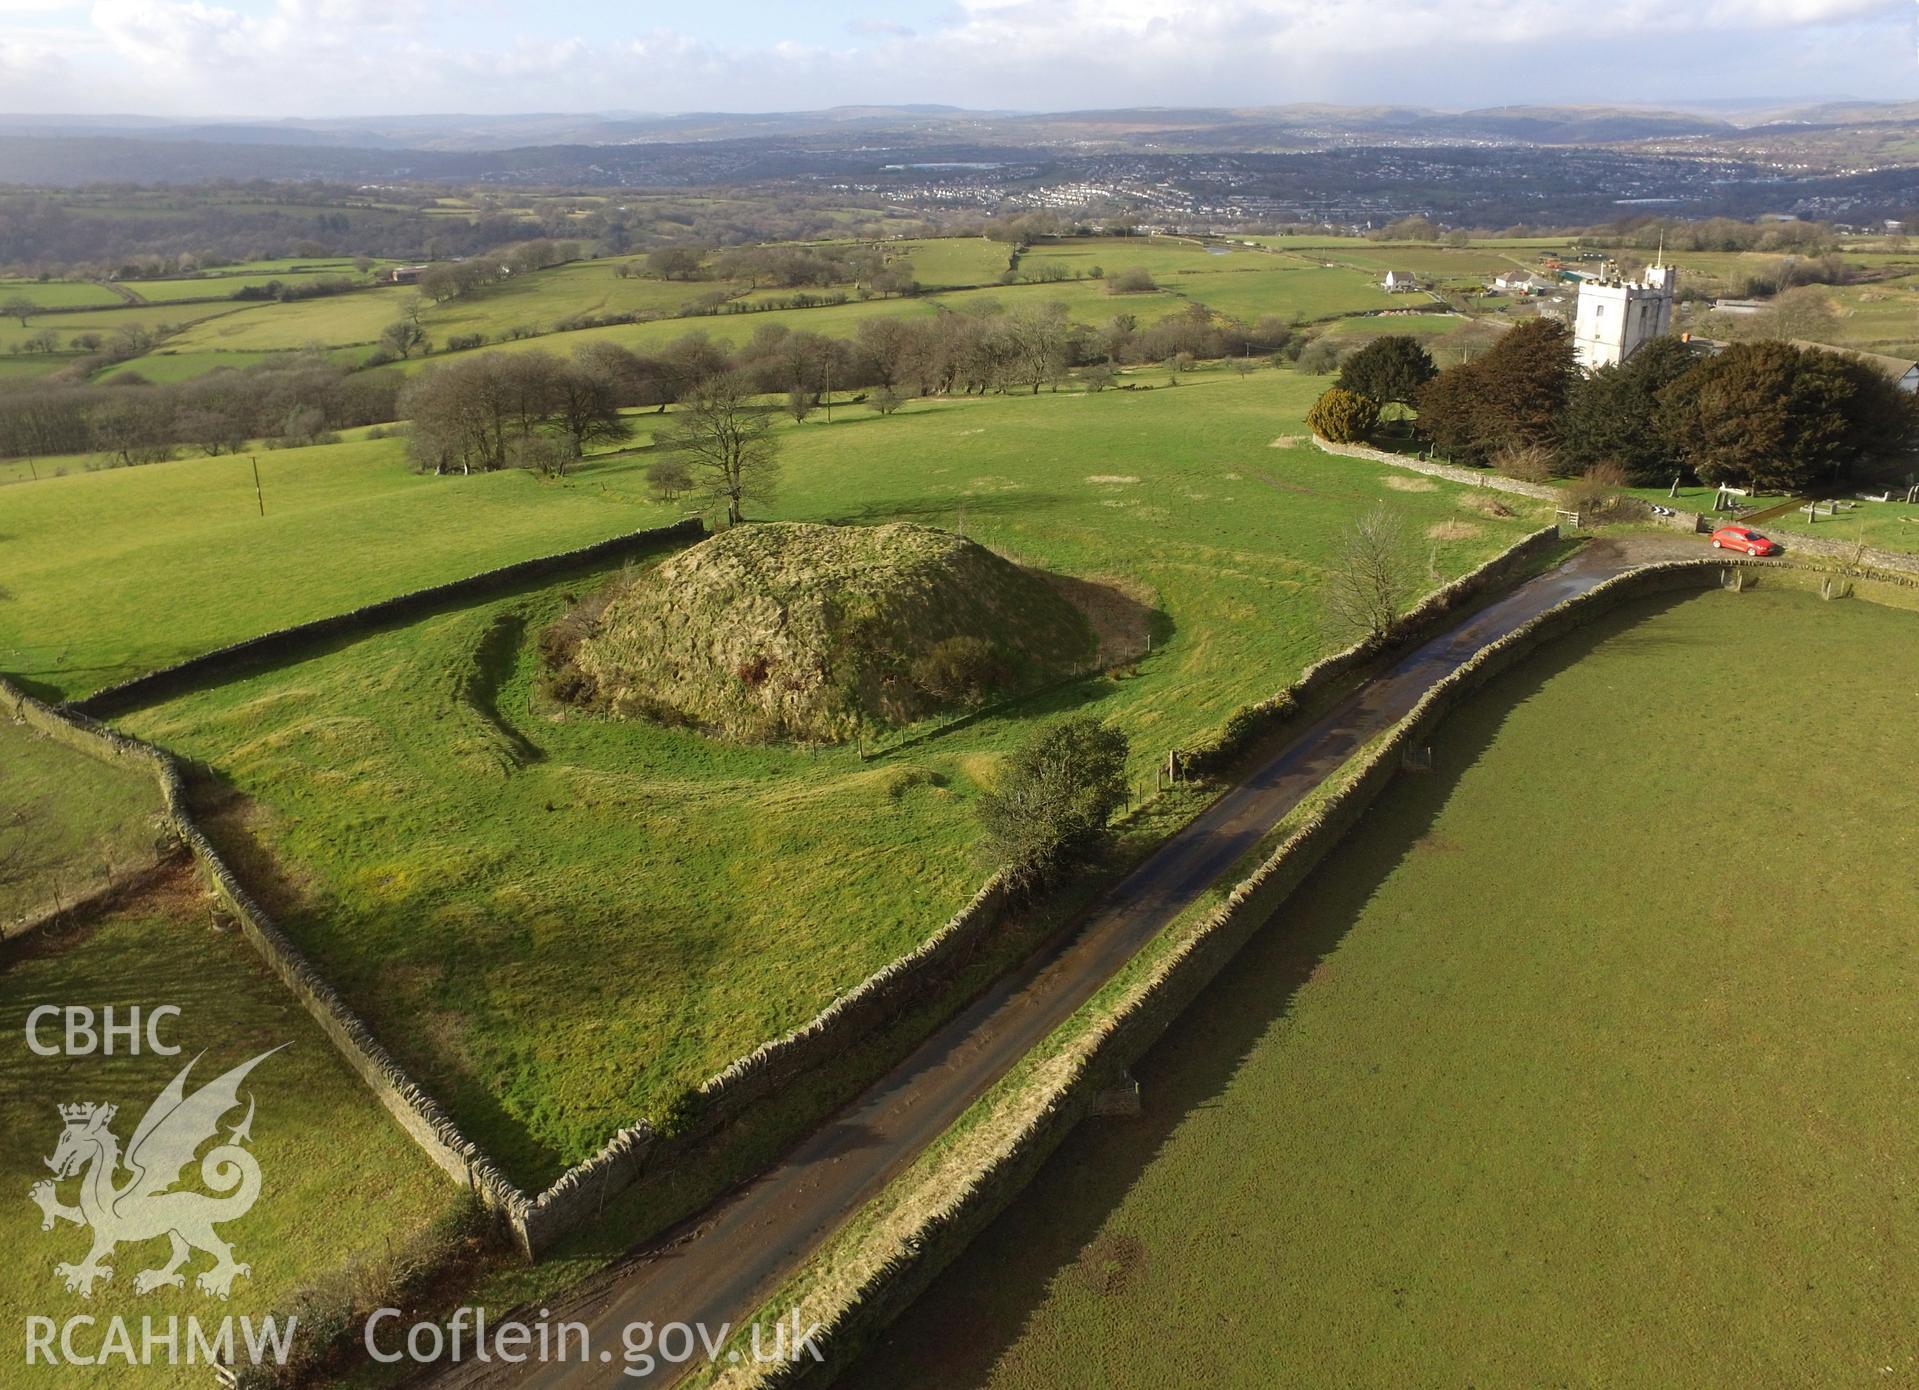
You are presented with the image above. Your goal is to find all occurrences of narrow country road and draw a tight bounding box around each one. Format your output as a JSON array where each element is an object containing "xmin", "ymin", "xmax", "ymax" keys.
[{"xmin": 417, "ymin": 534, "xmax": 1703, "ymax": 1389}]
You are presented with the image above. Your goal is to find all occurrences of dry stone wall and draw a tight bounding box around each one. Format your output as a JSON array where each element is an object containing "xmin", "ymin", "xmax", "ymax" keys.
[
  {"xmin": 744, "ymin": 557, "xmax": 1815, "ymax": 1388},
  {"xmin": 73, "ymin": 518, "xmax": 706, "ymax": 720},
  {"xmin": 1312, "ymin": 435, "xmax": 1563, "ymax": 503}
]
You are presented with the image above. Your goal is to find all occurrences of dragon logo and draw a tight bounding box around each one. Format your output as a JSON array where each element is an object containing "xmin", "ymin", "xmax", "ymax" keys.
[{"xmin": 29, "ymin": 1046, "xmax": 285, "ymax": 1300}]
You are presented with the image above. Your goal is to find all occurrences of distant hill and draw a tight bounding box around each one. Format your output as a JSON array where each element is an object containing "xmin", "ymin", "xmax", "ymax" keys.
[{"xmin": 0, "ymin": 100, "xmax": 1828, "ymax": 156}]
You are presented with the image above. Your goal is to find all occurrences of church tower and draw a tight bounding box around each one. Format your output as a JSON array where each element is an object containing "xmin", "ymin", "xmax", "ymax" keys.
[{"xmin": 1572, "ymin": 250, "xmax": 1676, "ymax": 371}]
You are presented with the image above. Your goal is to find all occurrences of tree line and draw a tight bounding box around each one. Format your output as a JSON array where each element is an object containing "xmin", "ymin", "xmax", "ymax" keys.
[
  {"xmin": 1310, "ymin": 323, "xmax": 1917, "ymax": 494},
  {"xmin": 400, "ymin": 296, "xmax": 1310, "ymax": 479},
  {"xmin": 0, "ymin": 357, "xmax": 403, "ymax": 463}
]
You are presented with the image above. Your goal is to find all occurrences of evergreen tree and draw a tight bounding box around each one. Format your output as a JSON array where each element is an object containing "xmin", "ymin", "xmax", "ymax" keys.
[
  {"xmin": 1336, "ymin": 335, "xmax": 1437, "ymax": 407},
  {"xmin": 1561, "ymin": 336, "xmax": 1698, "ymax": 483},
  {"xmin": 1655, "ymin": 341, "xmax": 1915, "ymax": 492},
  {"xmin": 1415, "ymin": 318, "xmax": 1573, "ymax": 464}
]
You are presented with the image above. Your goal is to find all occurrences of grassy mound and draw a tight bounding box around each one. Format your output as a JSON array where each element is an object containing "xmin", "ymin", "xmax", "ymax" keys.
[{"xmin": 568, "ymin": 522, "xmax": 1096, "ymax": 743}]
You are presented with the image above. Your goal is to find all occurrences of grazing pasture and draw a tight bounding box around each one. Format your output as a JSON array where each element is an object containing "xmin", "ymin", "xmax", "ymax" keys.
[
  {"xmin": 0, "ymin": 719, "xmax": 159, "ymax": 923},
  {"xmin": 166, "ymin": 286, "xmax": 420, "ymax": 351},
  {"xmin": 93, "ymin": 349, "xmax": 312, "ymax": 383},
  {"xmin": 0, "ymin": 899, "xmax": 470, "ymax": 1388},
  {"xmin": 886, "ymin": 235, "xmax": 1013, "ymax": 288},
  {"xmin": 110, "ymin": 371, "xmax": 1545, "ymax": 1183},
  {"xmin": 1170, "ymin": 266, "xmax": 1401, "ymax": 322},
  {"xmin": 417, "ymin": 263, "xmax": 748, "ymax": 341},
  {"xmin": 0, "ymin": 355, "xmax": 69, "ymax": 381},
  {"xmin": 1017, "ymin": 236, "xmax": 1274, "ymax": 279},
  {"xmin": 0, "ymin": 434, "xmax": 668, "ymax": 698},
  {"xmin": 844, "ymin": 585, "xmax": 1919, "ymax": 1390},
  {"xmin": 0, "ymin": 278, "xmax": 123, "ymax": 310},
  {"xmin": 1316, "ymin": 245, "xmax": 1529, "ymax": 277},
  {"xmin": 0, "ymin": 300, "xmax": 243, "ymax": 352},
  {"xmin": 123, "ymin": 271, "xmax": 377, "ymax": 303}
]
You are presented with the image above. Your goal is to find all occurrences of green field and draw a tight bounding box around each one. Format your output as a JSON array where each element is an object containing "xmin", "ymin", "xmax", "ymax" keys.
[
  {"xmin": 0, "ymin": 434, "xmax": 672, "ymax": 698},
  {"xmin": 846, "ymin": 584, "xmax": 1919, "ymax": 1390},
  {"xmin": 94, "ymin": 349, "xmax": 310, "ymax": 383},
  {"xmin": 1168, "ymin": 266, "xmax": 1400, "ymax": 323},
  {"xmin": 0, "ymin": 301, "xmax": 244, "ymax": 353},
  {"xmin": 123, "ymin": 271, "xmax": 376, "ymax": 304},
  {"xmin": 0, "ymin": 355, "xmax": 70, "ymax": 381},
  {"xmin": 1322, "ymin": 311, "xmax": 1473, "ymax": 341},
  {"xmin": 1316, "ymin": 245, "xmax": 1530, "ymax": 277},
  {"xmin": 0, "ymin": 900, "xmax": 469, "ymax": 1387},
  {"xmin": 0, "ymin": 279, "xmax": 123, "ymax": 310},
  {"xmin": 0, "ymin": 234, "xmax": 1530, "ymax": 387},
  {"xmin": 167, "ymin": 287, "xmax": 419, "ymax": 351},
  {"xmin": 887, "ymin": 236, "xmax": 1013, "ymax": 288},
  {"xmin": 0, "ymin": 719, "xmax": 160, "ymax": 924},
  {"xmin": 415, "ymin": 262, "xmax": 750, "ymax": 342},
  {"xmin": 100, "ymin": 371, "xmax": 1546, "ymax": 1184},
  {"xmin": 1018, "ymin": 236, "xmax": 1274, "ymax": 279}
]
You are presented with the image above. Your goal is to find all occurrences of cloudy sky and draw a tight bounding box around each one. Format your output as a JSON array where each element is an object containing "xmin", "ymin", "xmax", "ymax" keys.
[{"xmin": 0, "ymin": 0, "xmax": 1913, "ymax": 119}]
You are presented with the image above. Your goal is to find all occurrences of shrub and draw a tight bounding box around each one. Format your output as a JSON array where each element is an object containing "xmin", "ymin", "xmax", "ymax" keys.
[
  {"xmin": 978, "ymin": 716, "xmax": 1130, "ymax": 889},
  {"xmin": 1297, "ymin": 337, "xmax": 1342, "ymax": 375},
  {"xmin": 646, "ymin": 458, "xmax": 693, "ymax": 502},
  {"xmin": 1106, "ymin": 267, "xmax": 1159, "ymax": 294},
  {"xmin": 1306, "ymin": 387, "xmax": 1380, "ymax": 444},
  {"xmin": 910, "ymin": 635, "xmax": 1005, "ymax": 706},
  {"xmin": 1564, "ymin": 459, "xmax": 1634, "ymax": 520},
  {"xmin": 1490, "ymin": 442, "xmax": 1555, "ymax": 483}
]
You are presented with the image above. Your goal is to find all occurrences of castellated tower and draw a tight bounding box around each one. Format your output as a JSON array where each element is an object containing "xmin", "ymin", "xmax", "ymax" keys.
[{"xmin": 1572, "ymin": 258, "xmax": 1676, "ymax": 370}]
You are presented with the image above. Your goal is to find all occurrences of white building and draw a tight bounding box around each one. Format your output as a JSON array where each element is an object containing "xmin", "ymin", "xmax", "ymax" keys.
[
  {"xmin": 1572, "ymin": 259, "xmax": 1677, "ymax": 370},
  {"xmin": 1381, "ymin": 270, "xmax": 1421, "ymax": 293},
  {"xmin": 1492, "ymin": 271, "xmax": 1554, "ymax": 294}
]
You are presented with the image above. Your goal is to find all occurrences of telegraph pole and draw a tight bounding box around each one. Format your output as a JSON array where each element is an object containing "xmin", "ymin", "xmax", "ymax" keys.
[{"xmin": 251, "ymin": 455, "xmax": 265, "ymax": 517}]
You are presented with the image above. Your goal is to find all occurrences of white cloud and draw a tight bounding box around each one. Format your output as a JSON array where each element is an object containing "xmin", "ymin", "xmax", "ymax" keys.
[{"xmin": 17, "ymin": 0, "xmax": 1919, "ymax": 117}]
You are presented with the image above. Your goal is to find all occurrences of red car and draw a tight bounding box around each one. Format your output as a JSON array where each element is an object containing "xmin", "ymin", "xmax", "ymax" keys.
[{"xmin": 1711, "ymin": 525, "xmax": 1780, "ymax": 556}]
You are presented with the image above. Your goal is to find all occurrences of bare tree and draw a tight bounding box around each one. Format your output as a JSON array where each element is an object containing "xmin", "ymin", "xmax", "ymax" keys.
[
  {"xmin": 1324, "ymin": 503, "xmax": 1416, "ymax": 642},
  {"xmin": 3, "ymin": 294, "xmax": 36, "ymax": 328},
  {"xmin": 380, "ymin": 318, "xmax": 428, "ymax": 360},
  {"xmin": 664, "ymin": 376, "xmax": 781, "ymax": 525}
]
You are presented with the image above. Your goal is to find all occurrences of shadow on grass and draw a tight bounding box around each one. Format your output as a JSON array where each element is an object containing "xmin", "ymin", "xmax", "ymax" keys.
[
  {"xmin": 92, "ymin": 545, "xmax": 683, "ymax": 721},
  {"xmin": 467, "ymin": 612, "xmax": 544, "ymax": 769},
  {"xmin": 818, "ymin": 491, "xmax": 1075, "ymax": 528},
  {"xmin": 837, "ymin": 588, "xmax": 1708, "ymax": 1387}
]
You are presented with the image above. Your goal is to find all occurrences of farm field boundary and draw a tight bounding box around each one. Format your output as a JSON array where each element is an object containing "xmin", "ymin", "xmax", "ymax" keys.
[
  {"xmin": 1661, "ymin": 501, "xmax": 1919, "ymax": 578},
  {"xmin": 2, "ymin": 518, "xmax": 1566, "ymax": 1262},
  {"xmin": 721, "ymin": 554, "xmax": 1905, "ymax": 1389},
  {"xmin": 1, "ymin": 670, "xmax": 537, "ymax": 1232},
  {"xmin": 1312, "ymin": 433, "xmax": 1562, "ymax": 503},
  {"xmin": 71, "ymin": 517, "xmax": 707, "ymax": 719},
  {"xmin": 1315, "ymin": 434, "xmax": 1919, "ymax": 579}
]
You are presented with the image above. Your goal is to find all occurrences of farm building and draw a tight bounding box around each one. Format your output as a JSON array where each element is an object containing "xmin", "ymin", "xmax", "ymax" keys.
[
  {"xmin": 1381, "ymin": 271, "xmax": 1422, "ymax": 293},
  {"xmin": 1790, "ymin": 340, "xmax": 1919, "ymax": 393},
  {"xmin": 1492, "ymin": 271, "xmax": 1554, "ymax": 294}
]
